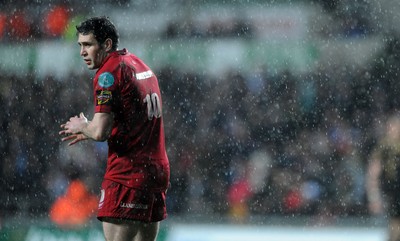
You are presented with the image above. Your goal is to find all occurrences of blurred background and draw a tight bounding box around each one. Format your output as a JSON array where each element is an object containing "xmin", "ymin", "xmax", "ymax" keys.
[{"xmin": 1, "ymin": 0, "xmax": 400, "ymax": 240}]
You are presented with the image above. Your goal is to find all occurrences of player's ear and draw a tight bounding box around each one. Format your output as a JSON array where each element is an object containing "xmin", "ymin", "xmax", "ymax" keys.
[{"xmin": 104, "ymin": 38, "xmax": 113, "ymax": 52}]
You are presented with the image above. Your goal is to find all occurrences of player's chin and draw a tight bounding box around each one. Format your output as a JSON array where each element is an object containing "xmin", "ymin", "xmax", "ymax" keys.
[{"xmin": 87, "ymin": 64, "xmax": 99, "ymax": 70}]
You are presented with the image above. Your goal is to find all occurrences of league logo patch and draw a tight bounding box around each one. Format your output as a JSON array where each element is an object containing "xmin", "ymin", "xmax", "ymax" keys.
[
  {"xmin": 96, "ymin": 90, "xmax": 112, "ymax": 105},
  {"xmin": 98, "ymin": 72, "xmax": 115, "ymax": 88}
]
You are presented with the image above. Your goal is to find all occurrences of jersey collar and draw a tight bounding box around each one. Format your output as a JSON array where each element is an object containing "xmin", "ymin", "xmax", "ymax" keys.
[{"xmin": 97, "ymin": 48, "xmax": 128, "ymax": 71}]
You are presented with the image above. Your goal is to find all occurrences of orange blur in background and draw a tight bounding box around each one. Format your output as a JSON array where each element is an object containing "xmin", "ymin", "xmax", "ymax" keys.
[{"xmin": 49, "ymin": 180, "xmax": 98, "ymax": 228}]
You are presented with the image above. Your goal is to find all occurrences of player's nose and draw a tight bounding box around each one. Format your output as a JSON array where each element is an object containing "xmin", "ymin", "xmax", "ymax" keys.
[{"xmin": 80, "ymin": 46, "xmax": 87, "ymax": 56}]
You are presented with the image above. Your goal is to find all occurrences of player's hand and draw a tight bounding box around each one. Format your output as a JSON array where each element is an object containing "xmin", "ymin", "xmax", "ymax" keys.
[
  {"xmin": 60, "ymin": 112, "xmax": 88, "ymax": 135},
  {"xmin": 60, "ymin": 133, "xmax": 88, "ymax": 146},
  {"xmin": 59, "ymin": 113, "xmax": 89, "ymax": 145}
]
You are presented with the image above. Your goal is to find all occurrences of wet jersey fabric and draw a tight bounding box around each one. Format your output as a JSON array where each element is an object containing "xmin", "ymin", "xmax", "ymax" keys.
[{"xmin": 93, "ymin": 48, "xmax": 169, "ymax": 191}]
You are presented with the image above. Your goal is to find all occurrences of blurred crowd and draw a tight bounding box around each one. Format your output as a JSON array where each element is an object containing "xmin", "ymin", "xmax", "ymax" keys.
[
  {"xmin": 0, "ymin": 0, "xmax": 377, "ymax": 43},
  {"xmin": 162, "ymin": 33, "xmax": 400, "ymax": 222},
  {"xmin": 0, "ymin": 0, "xmax": 129, "ymax": 43},
  {"xmin": 0, "ymin": 71, "xmax": 108, "ymax": 220},
  {"xmin": 1, "ymin": 31, "xmax": 400, "ymax": 225}
]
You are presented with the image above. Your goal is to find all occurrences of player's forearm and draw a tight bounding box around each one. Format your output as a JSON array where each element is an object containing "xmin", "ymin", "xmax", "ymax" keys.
[
  {"xmin": 75, "ymin": 112, "xmax": 113, "ymax": 142},
  {"xmin": 81, "ymin": 121, "xmax": 110, "ymax": 142}
]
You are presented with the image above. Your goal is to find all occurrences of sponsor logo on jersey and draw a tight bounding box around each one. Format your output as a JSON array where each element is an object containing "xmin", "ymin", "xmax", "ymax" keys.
[
  {"xmin": 136, "ymin": 70, "xmax": 153, "ymax": 80},
  {"xmin": 96, "ymin": 90, "xmax": 112, "ymax": 105},
  {"xmin": 120, "ymin": 202, "xmax": 149, "ymax": 209},
  {"xmin": 98, "ymin": 72, "xmax": 115, "ymax": 88}
]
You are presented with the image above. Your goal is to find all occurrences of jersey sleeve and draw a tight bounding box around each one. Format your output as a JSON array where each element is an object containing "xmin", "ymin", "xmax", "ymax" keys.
[{"xmin": 94, "ymin": 70, "xmax": 119, "ymax": 113}]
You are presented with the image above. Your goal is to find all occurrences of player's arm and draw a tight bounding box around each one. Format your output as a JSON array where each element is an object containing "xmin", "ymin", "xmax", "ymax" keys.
[
  {"xmin": 365, "ymin": 152, "xmax": 383, "ymax": 215},
  {"xmin": 82, "ymin": 112, "xmax": 114, "ymax": 141},
  {"xmin": 60, "ymin": 112, "xmax": 113, "ymax": 145}
]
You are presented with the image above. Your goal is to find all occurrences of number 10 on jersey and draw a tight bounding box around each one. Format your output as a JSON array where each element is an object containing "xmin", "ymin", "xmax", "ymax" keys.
[{"xmin": 144, "ymin": 93, "xmax": 162, "ymax": 120}]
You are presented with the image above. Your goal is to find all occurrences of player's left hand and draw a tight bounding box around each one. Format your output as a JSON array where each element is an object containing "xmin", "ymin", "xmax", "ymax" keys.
[{"xmin": 60, "ymin": 112, "xmax": 88, "ymax": 134}]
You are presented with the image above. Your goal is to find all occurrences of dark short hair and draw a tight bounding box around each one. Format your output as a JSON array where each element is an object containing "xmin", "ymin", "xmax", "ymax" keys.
[{"xmin": 76, "ymin": 16, "xmax": 119, "ymax": 50}]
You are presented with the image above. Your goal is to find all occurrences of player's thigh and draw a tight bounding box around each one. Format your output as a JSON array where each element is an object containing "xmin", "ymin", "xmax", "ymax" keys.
[
  {"xmin": 136, "ymin": 221, "xmax": 160, "ymax": 241},
  {"xmin": 102, "ymin": 218, "xmax": 160, "ymax": 241},
  {"xmin": 102, "ymin": 218, "xmax": 140, "ymax": 241}
]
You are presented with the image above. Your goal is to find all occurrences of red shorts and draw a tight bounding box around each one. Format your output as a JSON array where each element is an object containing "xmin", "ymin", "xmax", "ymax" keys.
[{"xmin": 97, "ymin": 179, "xmax": 167, "ymax": 222}]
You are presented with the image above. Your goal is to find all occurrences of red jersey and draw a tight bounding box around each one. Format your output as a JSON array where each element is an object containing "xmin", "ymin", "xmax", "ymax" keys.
[{"xmin": 93, "ymin": 49, "xmax": 169, "ymax": 191}]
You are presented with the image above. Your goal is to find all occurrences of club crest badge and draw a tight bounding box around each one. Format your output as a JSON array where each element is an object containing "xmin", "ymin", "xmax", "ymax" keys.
[{"xmin": 98, "ymin": 72, "xmax": 115, "ymax": 88}]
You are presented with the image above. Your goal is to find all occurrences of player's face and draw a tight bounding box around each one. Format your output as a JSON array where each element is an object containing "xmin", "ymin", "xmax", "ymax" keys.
[{"xmin": 77, "ymin": 33, "xmax": 108, "ymax": 70}]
